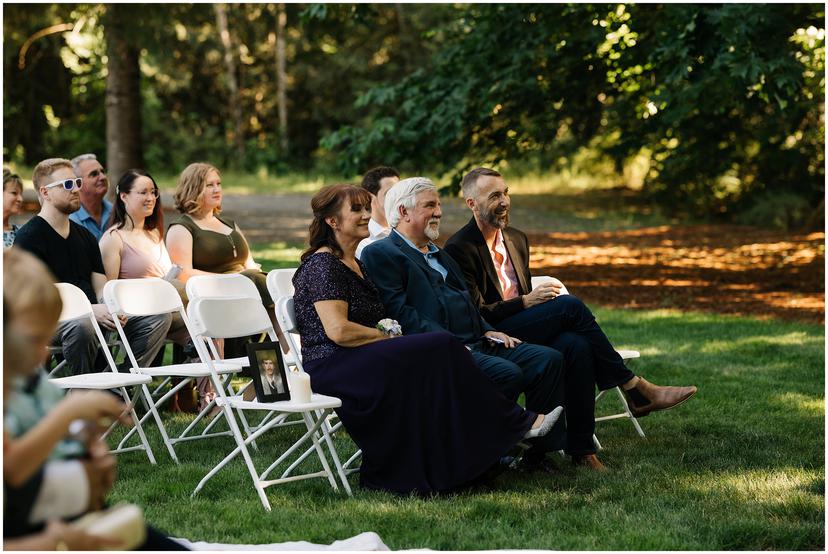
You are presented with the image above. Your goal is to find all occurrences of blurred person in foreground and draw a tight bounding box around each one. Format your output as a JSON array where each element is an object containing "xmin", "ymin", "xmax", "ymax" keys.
[{"xmin": 3, "ymin": 247, "xmax": 187, "ymax": 550}]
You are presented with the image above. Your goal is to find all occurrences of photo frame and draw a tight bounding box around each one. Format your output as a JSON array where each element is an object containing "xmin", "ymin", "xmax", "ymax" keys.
[{"xmin": 245, "ymin": 341, "xmax": 290, "ymax": 402}]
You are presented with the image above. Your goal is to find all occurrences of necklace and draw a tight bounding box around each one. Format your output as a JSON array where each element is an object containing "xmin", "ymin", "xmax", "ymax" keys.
[{"xmin": 226, "ymin": 232, "xmax": 237, "ymax": 258}]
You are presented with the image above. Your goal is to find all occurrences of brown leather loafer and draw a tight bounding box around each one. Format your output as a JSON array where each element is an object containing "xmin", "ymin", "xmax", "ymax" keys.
[
  {"xmin": 622, "ymin": 376, "xmax": 697, "ymax": 418},
  {"xmin": 572, "ymin": 454, "xmax": 607, "ymax": 472}
]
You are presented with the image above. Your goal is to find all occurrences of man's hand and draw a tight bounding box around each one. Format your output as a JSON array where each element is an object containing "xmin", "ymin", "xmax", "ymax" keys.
[
  {"xmin": 91, "ymin": 304, "xmax": 126, "ymax": 331},
  {"xmin": 484, "ymin": 331, "xmax": 522, "ymax": 349},
  {"xmin": 522, "ymin": 280, "xmax": 564, "ymax": 308}
]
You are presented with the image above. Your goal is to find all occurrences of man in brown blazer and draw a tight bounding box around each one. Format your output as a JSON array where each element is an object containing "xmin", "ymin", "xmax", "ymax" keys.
[{"xmin": 444, "ymin": 167, "xmax": 697, "ymax": 438}]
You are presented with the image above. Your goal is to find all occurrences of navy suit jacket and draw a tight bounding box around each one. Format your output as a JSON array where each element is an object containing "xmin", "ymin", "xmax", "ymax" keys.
[{"xmin": 361, "ymin": 230, "xmax": 494, "ymax": 341}]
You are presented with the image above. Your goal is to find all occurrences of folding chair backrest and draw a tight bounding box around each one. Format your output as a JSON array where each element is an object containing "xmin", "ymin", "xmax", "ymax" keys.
[
  {"xmin": 275, "ymin": 295, "xmax": 298, "ymax": 334},
  {"xmin": 266, "ymin": 268, "xmax": 296, "ymax": 299},
  {"xmin": 186, "ymin": 273, "xmax": 261, "ymax": 302},
  {"xmin": 54, "ymin": 282, "xmax": 119, "ymax": 372},
  {"xmin": 187, "ymin": 297, "xmax": 276, "ymax": 341},
  {"xmin": 55, "ymin": 282, "xmax": 96, "ymax": 323},
  {"xmin": 274, "ymin": 296, "xmax": 303, "ymax": 366},
  {"xmin": 104, "ymin": 277, "xmax": 184, "ymax": 317}
]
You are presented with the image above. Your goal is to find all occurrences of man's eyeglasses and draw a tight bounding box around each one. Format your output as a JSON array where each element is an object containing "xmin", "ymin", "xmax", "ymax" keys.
[
  {"xmin": 43, "ymin": 178, "xmax": 83, "ymax": 191},
  {"xmin": 88, "ymin": 169, "xmax": 106, "ymax": 178}
]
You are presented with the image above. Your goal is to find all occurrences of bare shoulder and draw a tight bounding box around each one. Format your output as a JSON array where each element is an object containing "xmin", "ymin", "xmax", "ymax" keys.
[
  {"xmin": 165, "ymin": 223, "xmax": 192, "ymax": 242},
  {"xmin": 100, "ymin": 228, "xmax": 123, "ymax": 250}
]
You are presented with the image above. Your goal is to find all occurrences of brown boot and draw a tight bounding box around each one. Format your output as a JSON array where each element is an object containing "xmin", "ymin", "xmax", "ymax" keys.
[
  {"xmin": 622, "ymin": 376, "xmax": 697, "ymax": 418},
  {"xmin": 572, "ymin": 454, "xmax": 607, "ymax": 472}
]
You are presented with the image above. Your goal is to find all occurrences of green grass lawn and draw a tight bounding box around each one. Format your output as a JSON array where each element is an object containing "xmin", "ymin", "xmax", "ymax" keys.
[{"xmin": 108, "ymin": 308, "xmax": 824, "ymax": 550}]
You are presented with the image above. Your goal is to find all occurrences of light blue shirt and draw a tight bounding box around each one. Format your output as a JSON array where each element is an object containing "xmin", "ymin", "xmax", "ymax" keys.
[
  {"xmin": 68, "ymin": 198, "xmax": 113, "ymax": 241},
  {"xmin": 393, "ymin": 229, "xmax": 448, "ymax": 280}
]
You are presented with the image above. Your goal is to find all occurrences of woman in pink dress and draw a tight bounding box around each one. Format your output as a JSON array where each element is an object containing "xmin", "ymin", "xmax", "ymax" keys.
[{"xmin": 99, "ymin": 170, "xmax": 196, "ymax": 411}]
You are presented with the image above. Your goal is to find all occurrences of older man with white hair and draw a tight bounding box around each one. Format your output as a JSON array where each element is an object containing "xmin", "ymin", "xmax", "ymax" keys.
[
  {"xmin": 361, "ymin": 177, "xmax": 605, "ymax": 471},
  {"xmin": 68, "ymin": 153, "xmax": 112, "ymax": 241}
]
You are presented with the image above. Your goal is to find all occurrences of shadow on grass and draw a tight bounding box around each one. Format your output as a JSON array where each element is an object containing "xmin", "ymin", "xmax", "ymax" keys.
[{"xmin": 107, "ymin": 307, "xmax": 823, "ymax": 550}]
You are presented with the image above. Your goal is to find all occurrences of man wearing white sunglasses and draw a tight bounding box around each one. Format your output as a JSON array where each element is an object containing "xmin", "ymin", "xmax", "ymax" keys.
[{"xmin": 13, "ymin": 158, "xmax": 171, "ymax": 375}]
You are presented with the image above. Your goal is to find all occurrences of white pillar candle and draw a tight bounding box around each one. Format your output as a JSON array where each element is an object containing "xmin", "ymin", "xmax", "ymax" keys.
[{"xmin": 288, "ymin": 370, "xmax": 312, "ymax": 403}]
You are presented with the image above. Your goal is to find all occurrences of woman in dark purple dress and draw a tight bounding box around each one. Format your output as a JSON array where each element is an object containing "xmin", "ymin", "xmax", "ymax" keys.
[{"xmin": 293, "ymin": 184, "xmax": 561, "ymax": 495}]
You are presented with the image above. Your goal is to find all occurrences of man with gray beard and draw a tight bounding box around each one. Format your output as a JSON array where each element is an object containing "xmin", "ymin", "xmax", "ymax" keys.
[
  {"xmin": 361, "ymin": 177, "xmax": 591, "ymax": 471},
  {"xmin": 443, "ymin": 167, "xmax": 697, "ymax": 441}
]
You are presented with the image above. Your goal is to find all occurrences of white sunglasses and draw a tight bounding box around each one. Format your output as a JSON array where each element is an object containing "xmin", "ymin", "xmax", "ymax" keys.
[{"xmin": 43, "ymin": 177, "xmax": 83, "ymax": 191}]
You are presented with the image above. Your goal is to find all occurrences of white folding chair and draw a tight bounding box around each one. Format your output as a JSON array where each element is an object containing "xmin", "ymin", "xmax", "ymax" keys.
[
  {"xmin": 186, "ymin": 273, "xmax": 302, "ymax": 443},
  {"xmin": 103, "ymin": 278, "xmax": 244, "ymax": 463},
  {"xmin": 531, "ymin": 275, "xmax": 645, "ymax": 449},
  {"xmin": 47, "ymin": 283, "xmax": 157, "ymax": 464},
  {"xmin": 187, "ymin": 295, "xmax": 352, "ymax": 510},
  {"xmin": 266, "ymin": 268, "xmax": 296, "ymax": 298},
  {"xmin": 274, "ymin": 295, "xmax": 361, "ymax": 475}
]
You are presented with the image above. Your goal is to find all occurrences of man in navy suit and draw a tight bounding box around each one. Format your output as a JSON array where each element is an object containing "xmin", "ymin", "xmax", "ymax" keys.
[{"xmin": 361, "ymin": 177, "xmax": 603, "ymax": 470}]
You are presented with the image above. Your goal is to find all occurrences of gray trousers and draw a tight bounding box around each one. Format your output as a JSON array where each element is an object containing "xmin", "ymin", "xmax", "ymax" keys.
[{"xmin": 53, "ymin": 314, "xmax": 172, "ymax": 375}]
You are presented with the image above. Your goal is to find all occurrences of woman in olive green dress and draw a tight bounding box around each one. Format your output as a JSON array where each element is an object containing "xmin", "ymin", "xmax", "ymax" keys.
[{"xmin": 166, "ymin": 162, "xmax": 278, "ymax": 408}]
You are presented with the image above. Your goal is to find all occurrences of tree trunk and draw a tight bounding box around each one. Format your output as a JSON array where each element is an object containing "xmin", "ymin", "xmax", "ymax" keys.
[
  {"xmin": 104, "ymin": 4, "xmax": 143, "ymax": 198},
  {"xmin": 275, "ymin": 3, "xmax": 288, "ymax": 154},
  {"xmin": 214, "ymin": 3, "xmax": 245, "ymax": 162}
]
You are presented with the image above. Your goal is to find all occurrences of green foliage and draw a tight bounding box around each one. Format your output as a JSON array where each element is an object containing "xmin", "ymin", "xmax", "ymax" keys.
[
  {"xmin": 108, "ymin": 310, "xmax": 824, "ymax": 549},
  {"xmin": 3, "ymin": 4, "xmax": 823, "ymax": 226},
  {"xmin": 735, "ymin": 190, "xmax": 814, "ymax": 230},
  {"xmin": 322, "ymin": 4, "xmax": 825, "ymax": 224}
]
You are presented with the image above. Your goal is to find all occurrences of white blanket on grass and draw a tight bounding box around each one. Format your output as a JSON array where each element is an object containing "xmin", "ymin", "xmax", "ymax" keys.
[{"xmin": 172, "ymin": 531, "xmax": 389, "ymax": 551}]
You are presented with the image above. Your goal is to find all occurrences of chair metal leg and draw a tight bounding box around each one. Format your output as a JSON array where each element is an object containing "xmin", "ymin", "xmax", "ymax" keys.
[
  {"xmin": 116, "ymin": 386, "xmax": 157, "ymax": 464},
  {"xmin": 140, "ymin": 383, "xmax": 179, "ymax": 463},
  {"xmin": 316, "ymin": 411, "xmax": 353, "ymax": 495},
  {"xmin": 614, "ymin": 386, "xmax": 646, "ymax": 438}
]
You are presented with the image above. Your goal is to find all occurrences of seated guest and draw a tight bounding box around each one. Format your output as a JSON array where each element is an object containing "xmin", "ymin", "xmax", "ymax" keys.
[
  {"xmin": 361, "ymin": 177, "xmax": 604, "ymax": 470},
  {"xmin": 99, "ymin": 169, "xmax": 188, "ymax": 340},
  {"xmin": 99, "ymin": 169, "xmax": 198, "ymax": 411},
  {"xmin": 4, "ymin": 168, "xmax": 24, "ymax": 249},
  {"xmin": 355, "ymin": 166, "xmax": 400, "ymax": 258},
  {"xmin": 68, "ymin": 154, "xmax": 112, "ymax": 241},
  {"xmin": 13, "ymin": 158, "xmax": 171, "ymax": 376},
  {"xmin": 3, "ymin": 248, "xmax": 187, "ymax": 550},
  {"xmin": 443, "ymin": 167, "xmax": 697, "ymax": 418},
  {"xmin": 166, "ymin": 162, "xmax": 281, "ymax": 407},
  {"xmin": 293, "ymin": 184, "xmax": 562, "ymax": 495}
]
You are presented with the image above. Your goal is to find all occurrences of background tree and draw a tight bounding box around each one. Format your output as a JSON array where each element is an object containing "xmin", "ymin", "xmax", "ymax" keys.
[
  {"xmin": 104, "ymin": 3, "xmax": 144, "ymax": 190},
  {"xmin": 3, "ymin": 3, "xmax": 823, "ymax": 228}
]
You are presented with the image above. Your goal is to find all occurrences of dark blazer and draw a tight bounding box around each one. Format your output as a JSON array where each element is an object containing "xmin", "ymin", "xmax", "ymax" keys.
[
  {"xmin": 361, "ymin": 229, "xmax": 494, "ymax": 341},
  {"xmin": 443, "ymin": 217, "xmax": 533, "ymax": 325}
]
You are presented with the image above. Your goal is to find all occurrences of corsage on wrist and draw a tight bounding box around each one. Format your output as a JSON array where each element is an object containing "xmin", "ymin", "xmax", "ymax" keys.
[{"xmin": 377, "ymin": 318, "xmax": 402, "ymax": 337}]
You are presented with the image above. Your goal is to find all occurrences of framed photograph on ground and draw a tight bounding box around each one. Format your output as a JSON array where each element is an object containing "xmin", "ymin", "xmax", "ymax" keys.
[{"xmin": 246, "ymin": 341, "xmax": 290, "ymax": 402}]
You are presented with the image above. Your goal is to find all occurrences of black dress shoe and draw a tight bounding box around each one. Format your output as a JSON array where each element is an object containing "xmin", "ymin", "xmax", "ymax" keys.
[{"xmin": 516, "ymin": 455, "xmax": 560, "ymax": 474}]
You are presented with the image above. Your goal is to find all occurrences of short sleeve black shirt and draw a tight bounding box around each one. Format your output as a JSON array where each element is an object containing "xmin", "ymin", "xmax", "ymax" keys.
[{"xmin": 13, "ymin": 216, "xmax": 105, "ymax": 304}]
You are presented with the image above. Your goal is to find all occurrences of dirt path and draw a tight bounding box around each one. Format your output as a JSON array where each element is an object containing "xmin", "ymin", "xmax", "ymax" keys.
[
  {"xmin": 214, "ymin": 193, "xmax": 825, "ymax": 325},
  {"xmin": 18, "ymin": 191, "xmax": 823, "ymax": 324}
]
